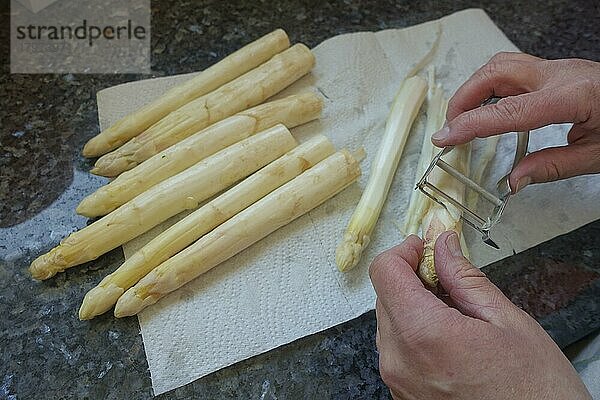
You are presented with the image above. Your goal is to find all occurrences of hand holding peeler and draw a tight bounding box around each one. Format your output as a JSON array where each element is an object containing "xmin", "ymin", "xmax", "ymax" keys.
[{"xmin": 416, "ymin": 97, "xmax": 529, "ymax": 249}]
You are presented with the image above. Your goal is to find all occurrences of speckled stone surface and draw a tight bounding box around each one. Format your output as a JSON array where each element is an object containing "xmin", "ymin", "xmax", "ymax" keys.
[{"xmin": 1, "ymin": 0, "xmax": 599, "ymax": 399}]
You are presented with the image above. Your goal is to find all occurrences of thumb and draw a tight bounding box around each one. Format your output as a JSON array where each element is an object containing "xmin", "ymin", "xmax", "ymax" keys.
[{"xmin": 434, "ymin": 231, "xmax": 514, "ymax": 323}]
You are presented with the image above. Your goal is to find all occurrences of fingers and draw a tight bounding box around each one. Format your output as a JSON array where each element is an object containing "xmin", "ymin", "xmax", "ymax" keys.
[
  {"xmin": 369, "ymin": 235, "xmax": 445, "ymax": 322},
  {"xmin": 434, "ymin": 231, "xmax": 515, "ymax": 323},
  {"xmin": 446, "ymin": 52, "xmax": 543, "ymax": 122},
  {"xmin": 509, "ymin": 138, "xmax": 600, "ymax": 192},
  {"xmin": 434, "ymin": 86, "xmax": 586, "ymax": 147}
]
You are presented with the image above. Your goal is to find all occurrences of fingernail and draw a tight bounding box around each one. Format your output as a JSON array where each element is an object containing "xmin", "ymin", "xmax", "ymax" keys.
[
  {"xmin": 431, "ymin": 125, "xmax": 450, "ymax": 143},
  {"xmin": 514, "ymin": 176, "xmax": 532, "ymax": 193},
  {"xmin": 445, "ymin": 232, "xmax": 463, "ymax": 257}
]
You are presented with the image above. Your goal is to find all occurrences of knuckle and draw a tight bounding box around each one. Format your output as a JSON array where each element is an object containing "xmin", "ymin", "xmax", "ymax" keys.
[
  {"xmin": 479, "ymin": 59, "xmax": 502, "ymax": 81},
  {"xmin": 490, "ymin": 51, "xmax": 514, "ymax": 62},
  {"xmin": 566, "ymin": 58, "xmax": 595, "ymax": 71},
  {"xmin": 571, "ymin": 78, "xmax": 597, "ymax": 125},
  {"xmin": 493, "ymin": 98, "xmax": 527, "ymax": 130},
  {"xmin": 541, "ymin": 158, "xmax": 563, "ymax": 182},
  {"xmin": 451, "ymin": 110, "xmax": 481, "ymax": 136}
]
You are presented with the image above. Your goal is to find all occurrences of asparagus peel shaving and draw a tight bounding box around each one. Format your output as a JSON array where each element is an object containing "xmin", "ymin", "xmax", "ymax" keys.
[
  {"xmin": 29, "ymin": 125, "xmax": 297, "ymax": 280},
  {"xmin": 83, "ymin": 29, "xmax": 290, "ymax": 157},
  {"xmin": 77, "ymin": 92, "xmax": 323, "ymax": 218},
  {"xmin": 114, "ymin": 149, "xmax": 362, "ymax": 317},
  {"xmin": 335, "ymin": 75, "xmax": 427, "ymax": 272},
  {"xmin": 79, "ymin": 135, "xmax": 335, "ymax": 320},
  {"xmin": 92, "ymin": 44, "xmax": 315, "ymax": 177}
]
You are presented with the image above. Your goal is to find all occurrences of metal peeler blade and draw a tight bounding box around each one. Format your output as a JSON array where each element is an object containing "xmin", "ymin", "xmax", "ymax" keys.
[{"xmin": 416, "ymin": 97, "xmax": 529, "ymax": 249}]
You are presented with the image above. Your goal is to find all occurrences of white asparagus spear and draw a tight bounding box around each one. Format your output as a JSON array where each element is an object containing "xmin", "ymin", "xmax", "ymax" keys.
[
  {"xmin": 92, "ymin": 44, "xmax": 315, "ymax": 177},
  {"xmin": 114, "ymin": 149, "xmax": 362, "ymax": 317},
  {"xmin": 404, "ymin": 67, "xmax": 445, "ymax": 235},
  {"xmin": 335, "ymin": 75, "xmax": 428, "ymax": 272},
  {"xmin": 29, "ymin": 125, "xmax": 297, "ymax": 280},
  {"xmin": 77, "ymin": 92, "xmax": 323, "ymax": 218},
  {"xmin": 418, "ymin": 143, "xmax": 471, "ymax": 286},
  {"xmin": 82, "ymin": 29, "xmax": 290, "ymax": 157},
  {"xmin": 79, "ymin": 135, "xmax": 335, "ymax": 319}
]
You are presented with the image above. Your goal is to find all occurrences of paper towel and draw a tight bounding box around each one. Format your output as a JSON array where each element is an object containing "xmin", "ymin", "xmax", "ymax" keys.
[{"xmin": 95, "ymin": 9, "xmax": 600, "ymax": 394}]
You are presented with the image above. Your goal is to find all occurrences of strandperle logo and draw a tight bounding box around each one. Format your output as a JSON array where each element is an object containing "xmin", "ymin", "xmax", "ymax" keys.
[
  {"xmin": 11, "ymin": 0, "xmax": 151, "ymax": 74},
  {"xmin": 14, "ymin": 19, "xmax": 147, "ymax": 47}
]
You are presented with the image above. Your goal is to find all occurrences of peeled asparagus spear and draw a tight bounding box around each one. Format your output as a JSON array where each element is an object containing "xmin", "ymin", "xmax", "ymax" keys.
[
  {"xmin": 29, "ymin": 125, "xmax": 297, "ymax": 280},
  {"xmin": 335, "ymin": 75, "xmax": 427, "ymax": 272},
  {"xmin": 82, "ymin": 29, "xmax": 290, "ymax": 157},
  {"xmin": 114, "ymin": 149, "xmax": 362, "ymax": 317},
  {"xmin": 77, "ymin": 92, "xmax": 323, "ymax": 218},
  {"xmin": 92, "ymin": 44, "xmax": 315, "ymax": 177},
  {"xmin": 79, "ymin": 135, "xmax": 335, "ymax": 320}
]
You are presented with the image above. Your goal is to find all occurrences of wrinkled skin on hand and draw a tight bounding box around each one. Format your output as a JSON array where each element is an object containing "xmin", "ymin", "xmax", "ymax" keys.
[
  {"xmin": 431, "ymin": 53, "xmax": 600, "ymax": 193},
  {"xmin": 369, "ymin": 233, "xmax": 591, "ymax": 400}
]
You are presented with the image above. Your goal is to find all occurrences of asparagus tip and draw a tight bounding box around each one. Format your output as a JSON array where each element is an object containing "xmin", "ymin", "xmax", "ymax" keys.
[
  {"xmin": 75, "ymin": 193, "xmax": 111, "ymax": 218},
  {"xmin": 75, "ymin": 196, "xmax": 95, "ymax": 218},
  {"xmin": 335, "ymin": 231, "xmax": 369, "ymax": 272},
  {"xmin": 114, "ymin": 289, "xmax": 146, "ymax": 318},
  {"xmin": 29, "ymin": 254, "xmax": 57, "ymax": 280},
  {"xmin": 82, "ymin": 138, "xmax": 102, "ymax": 158},
  {"xmin": 79, "ymin": 283, "xmax": 125, "ymax": 320},
  {"xmin": 91, "ymin": 154, "xmax": 130, "ymax": 177}
]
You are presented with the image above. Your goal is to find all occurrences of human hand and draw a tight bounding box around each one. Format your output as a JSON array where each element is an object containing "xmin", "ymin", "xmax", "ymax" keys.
[
  {"xmin": 369, "ymin": 232, "xmax": 591, "ymax": 400},
  {"xmin": 431, "ymin": 53, "xmax": 600, "ymax": 193}
]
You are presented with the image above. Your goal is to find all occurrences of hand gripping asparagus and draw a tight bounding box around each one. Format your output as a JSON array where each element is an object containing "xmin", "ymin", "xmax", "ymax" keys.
[
  {"xmin": 113, "ymin": 149, "xmax": 362, "ymax": 317},
  {"xmin": 92, "ymin": 44, "xmax": 315, "ymax": 176},
  {"xmin": 79, "ymin": 135, "xmax": 335, "ymax": 319},
  {"xmin": 77, "ymin": 92, "xmax": 322, "ymax": 218},
  {"xmin": 29, "ymin": 125, "xmax": 297, "ymax": 280},
  {"xmin": 82, "ymin": 29, "xmax": 290, "ymax": 157}
]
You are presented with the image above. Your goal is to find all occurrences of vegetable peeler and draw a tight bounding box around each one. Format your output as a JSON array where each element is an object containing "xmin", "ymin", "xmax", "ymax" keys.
[{"xmin": 416, "ymin": 97, "xmax": 529, "ymax": 249}]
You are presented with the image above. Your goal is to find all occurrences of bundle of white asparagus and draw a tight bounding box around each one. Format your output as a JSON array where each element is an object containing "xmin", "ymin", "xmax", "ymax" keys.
[
  {"xmin": 114, "ymin": 149, "xmax": 362, "ymax": 317},
  {"xmin": 77, "ymin": 92, "xmax": 323, "ymax": 217},
  {"xmin": 31, "ymin": 125, "xmax": 298, "ymax": 280},
  {"xmin": 82, "ymin": 29, "xmax": 290, "ymax": 157},
  {"xmin": 79, "ymin": 135, "xmax": 336, "ymax": 319},
  {"xmin": 31, "ymin": 29, "xmax": 370, "ymax": 320},
  {"xmin": 92, "ymin": 43, "xmax": 315, "ymax": 177}
]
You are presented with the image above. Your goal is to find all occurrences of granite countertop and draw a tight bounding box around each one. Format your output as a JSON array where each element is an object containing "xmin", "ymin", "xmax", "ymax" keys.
[{"xmin": 1, "ymin": 1, "xmax": 599, "ymax": 399}]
